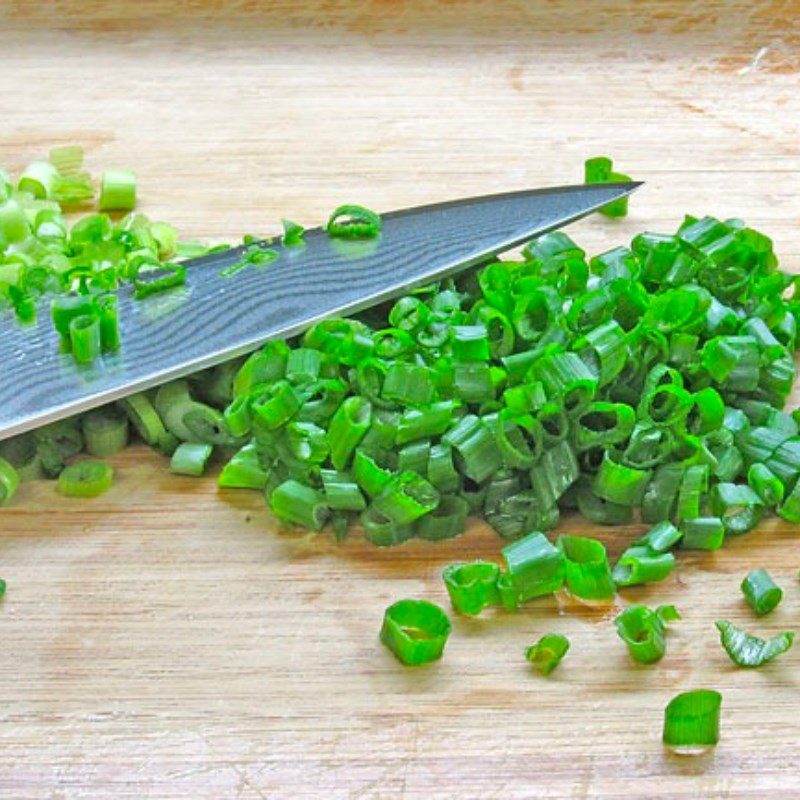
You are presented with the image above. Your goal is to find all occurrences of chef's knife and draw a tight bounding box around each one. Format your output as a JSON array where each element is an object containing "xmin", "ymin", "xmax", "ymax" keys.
[{"xmin": 0, "ymin": 182, "xmax": 640, "ymax": 441}]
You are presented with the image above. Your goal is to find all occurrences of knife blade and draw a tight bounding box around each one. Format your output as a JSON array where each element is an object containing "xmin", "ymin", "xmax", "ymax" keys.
[{"xmin": 0, "ymin": 182, "xmax": 640, "ymax": 440}]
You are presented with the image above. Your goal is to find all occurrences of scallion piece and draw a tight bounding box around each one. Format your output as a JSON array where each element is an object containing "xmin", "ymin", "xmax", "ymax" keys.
[
  {"xmin": 396, "ymin": 401, "xmax": 460, "ymax": 445},
  {"xmin": 81, "ymin": 407, "xmax": 130, "ymax": 457},
  {"xmin": 56, "ymin": 460, "xmax": 114, "ymax": 498},
  {"xmin": 414, "ymin": 494, "xmax": 469, "ymax": 541},
  {"xmin": 680, "ymin": 517, "xmax": 725, "ymax": 551},
  {"xmin": 715, "ymin": 620, "xmax": 793, "ymax": 668},
  {"xmin": 615, "ymin": 604, "xmax": 680, "ymax": 664},
  {"xmin": 501, "ymin": 531, "xmax": 565, "ymax": 605},
  {"xmin": 360, "ymin": 506, "xmax": 413, "ymax": 547},
  {"xmin": 663, "ymin": 690, "xmax": 722, "ymax": 753},
  {"xmin": 380, "ymin": 599, "xmax": 451, "ymax": 665},
  {"xmin": 584, "ymin": 156, "xmax": 632, "ymax": 217},
  {"xmin": 269, "ymin": 479, "xmax": 329, "ymax": 531},
  {"xmin": 217, "ymin": 443, "xmax": 269, "ymax": 490},
  {"xmin": 170, "ymin": 442, "xmax": 213, "ymax": 476},
  {"xmin": 613, "ymin": 546, "xmax": 675, "ymax": 588},
  {"xmin": 442, "ymin": 561, "xmax": 501, "ymax": 615},
  {"xmin": 118, "ymin": 393, "xmax": 168, "ymax": 447},
  {"xmin": 741, "ymin": 569, "xmax": 782, "ymax": 616},
  {"xmin": 131, "ymin": 260, "xmax": 186, "ymax": 299},
  {"xmin": 593, "ymin": 452, "xmax": 650, "ymax": 507},
  {"xmin": 326, "ymin": 204, "xmax": 381, "ymax": 239},
  {"xmin": 557, "ymin": 534, "xmax": 615, "ymax": 601},
  {"xmin": 710, "ymin": 483, "xmax": 764, "ymax": 535},
  {"xmin": 98, "ymin": 169, "xmax": 136, "ymax": 211},
  {"xmin": 281, "ymin": 218, "xmax": 305, "ymax": 246},
  {"xmin": 68, "ymin": 314, "xmax": 102, "ymax": 364},
  {"xmin": 0, "ymin": 456, "xmax": 20, "ymax": 506},
  {"xmin": 525, "ymin": 633, "xmax": 570, "ymax": 676},
  {"xmin": 372, "ymin": 471, "xmax": 440, "ymax": 525},
  {"xmin": 320, "ymin": 469, "xmax": 366, "ymax": 512}
]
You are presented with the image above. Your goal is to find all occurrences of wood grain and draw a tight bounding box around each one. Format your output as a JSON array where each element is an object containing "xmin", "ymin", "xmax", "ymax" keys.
[{"xmin": 1, "ymin": 2, "xmax": 799, "ymax": 798}]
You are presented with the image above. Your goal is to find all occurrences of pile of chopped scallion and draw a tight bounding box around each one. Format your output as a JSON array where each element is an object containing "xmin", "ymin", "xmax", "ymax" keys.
[{"xmin": 2, "ymin": 151, "xmax": 799, "ymax": 751}]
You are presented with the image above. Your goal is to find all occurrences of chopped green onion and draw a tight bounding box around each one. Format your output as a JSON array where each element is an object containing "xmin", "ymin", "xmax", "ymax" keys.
[
  {"xmin": 593, "ymin": 452, "xmax": 650, "ymax": 507},
  {"xmin": 118, "ymin": 393, "xmax": 168, "ymax": 447},
  {"xmin": 557, "ymin": 534, "xmax": 615, "ymax": 601},
  {"xmin": 396, "ymin": 401, "xmax": 460, "ymax": 445},
  {"xmin": 715, "ymin": 620, "xmax": 793, "ymax": 667},
  {"xmin": 710, "ymin": 483, "xmax": 764, "ymax": 535},
  {"xmin": 217, "ymin": 443, "xmax": 269, "ymax": 490},
  {"xmin": 269, "ymin": 479, "xmax": 329, "ymax": 531},
  {"xmin": 155, "ymin": 380, "xmax": 232, "ymax": 445},
  {"xmin": 320, "ymin": 469, "xmax": 366, "ymax": 512},
  {"xmin": 615, "ymin": 604, "xmax": 680, "ymax": 664},
  {"xmin": 56, "ymin": 459, "xmax": 114, "ymax": 497},
  {"xmin": 69, "ymin": 314, "xmax": 102, "ymax": 364},
  {"xmin": 0, "ymin": 456, "xmax": 20, "ymax": 506},
  {"xmin": 525, "ymin": 633, "xmax": 570, "ymax": 675},
  {"xmin": 131, "ymin": 260, "xmax": 186, "ymax": 299},
  {"xmin": 81, "ymin": 407, "xmax": 129, "ymax": 457},
  {"xmin": 501, "ymin": 531, "xmax": 565, "ymax": 605},
  {"xmin": 663, "ymin": 690, "xmax": 721, "ymax": 753},
  {"xmin": 326, "ymin": 204, "xmax": 381, "ymax": 239},
  {"xmin": 741, "ymin": 569, "xmax": 782, "ymax": 616},
  {"xmin": 573, "ymin": 401, "xmax": 635, "ymax": 450},
  {"xmin": 442, "ymin": 561, "xmax": 501, "ymax": 615},
  {"xmin": 281, "ymin": 218, "xmax": 305, "ymax": 246},
  {"xmin": 613, "ymin": 546, "xmax": 675, "ymax": 588},
  {"xmin": 360, "ymin": 506, "xmax": 413, "ymax": 547},
  {"xmin": 372, "ymin": 471, "xmax": 440, "ymax": 525},
  {"xmin": 680, "ymin": 517, "xmax": 725, "ymax": 551},
  {"xmin": 98, "ymin": 169, "xmax": 136, "ymax": 211},
  {"xmin": 380, "ymin": 599, "xmax": 451, "ymax": 665},
  {"xmin": 443, "ymin": 414, "xmax": 504, "ymax": 483},
  {"xmin": 584, "ymin": 156, "xmax": 632, "ymax": 217},
  {"xmin": 414, "ymin": 494, "xmax": 469, "ymax": 541},
  {"xmin": 170, "ymin": 442, "xmax": 213, "ymax": 476}
]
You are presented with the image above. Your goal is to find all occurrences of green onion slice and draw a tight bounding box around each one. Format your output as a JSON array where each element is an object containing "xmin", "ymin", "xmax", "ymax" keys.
[
  {"xmin": 525, "ymin": 633, "xmax": 570, "ymax": 675},
  {"xmin": 380, "ymin": 599, "xmax": 451, "ymax": 666},
  {"xmin": 442, "ymin": 561, "xmax": 501, "ymax": 616},
  {"xmin": 56, "ymin": 459, "xmax": 114, "ymax": 497},
  {"xmin": 326, "ymin": 204, "xmax": 382, "ymax": 239},
  {"xmin": 741, "ymin": 568, "xmax": 782, "ymax": 616},
  {"xmin": 715, "ymin": 620, "xmax": 793, "ymax": 667},
  {"xmin": 663, "ymin": 690, "xmax": 722, "ymax": 753}
]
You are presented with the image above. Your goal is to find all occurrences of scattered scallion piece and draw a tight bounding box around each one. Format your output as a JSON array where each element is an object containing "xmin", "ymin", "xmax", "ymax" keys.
[
  {"xmin": 98, "ymin": 169, "xmax": 137, "ymax": 212},
  {"xmin": 326, "ymin": 204, "xmax": 382, "ymax": 239},
  {"xmin": 584, "ymin": 156, "xmax": 633, "ymax": 218},
  {"xmin": 442, "ymin": 561, "xmax": 500, "ymax": 615},
  {"xmin": 170, "ymin": 442, "xmax": 214, "ymax": 477},
  {"xmin": 741, "ymin": 569, "xmax": 782, "ymax": 616},
  {"xmin": 281, "ymin": 218, "xmax": 305, "ymax": 246},
  {"xmin": 0, "ymin": 577, "xmax": 5, "ymax": 599},
  {"xmin": 56, "ymin": 459, "xmax": 114, "ymax": 498},
  {"xmin": 663, "ymin": 690, "xmax": 722, "ymax": 753},
  {"xmin": 501, "ymin": 531, "xmax": 565, "ymax": 606},
  {"xmin": 557, "ymin": 534, "xmax": 615, "ymax": 601},
  {"xmin": 615, "ymin": 604, "xmax": 680, "ymax": 664},
  {"xmin": 715, "ymin": 620, "xmax": 794, "ymax": 667},
  {"xmin": 380, "ymin": 599, "xmax": 451, "ymax": 666},
  {"xmin": 525, "ymin": 633, "xmax": 570, "ymax": 675},
  {"xmin": 81, "ymin": 407, "xmax": 130, "ymax": 457}
]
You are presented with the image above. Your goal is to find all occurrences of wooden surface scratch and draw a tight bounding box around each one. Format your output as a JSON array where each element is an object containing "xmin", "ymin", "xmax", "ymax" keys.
[{"xmin": 1, "ymin": 2, "xmax": 800, "ymax": 798}]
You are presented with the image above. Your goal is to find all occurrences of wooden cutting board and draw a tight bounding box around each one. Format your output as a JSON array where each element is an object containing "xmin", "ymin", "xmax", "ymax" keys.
[{"xmin": 1, "ymin": 2, "xmax": 799, "ymax": 797}]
